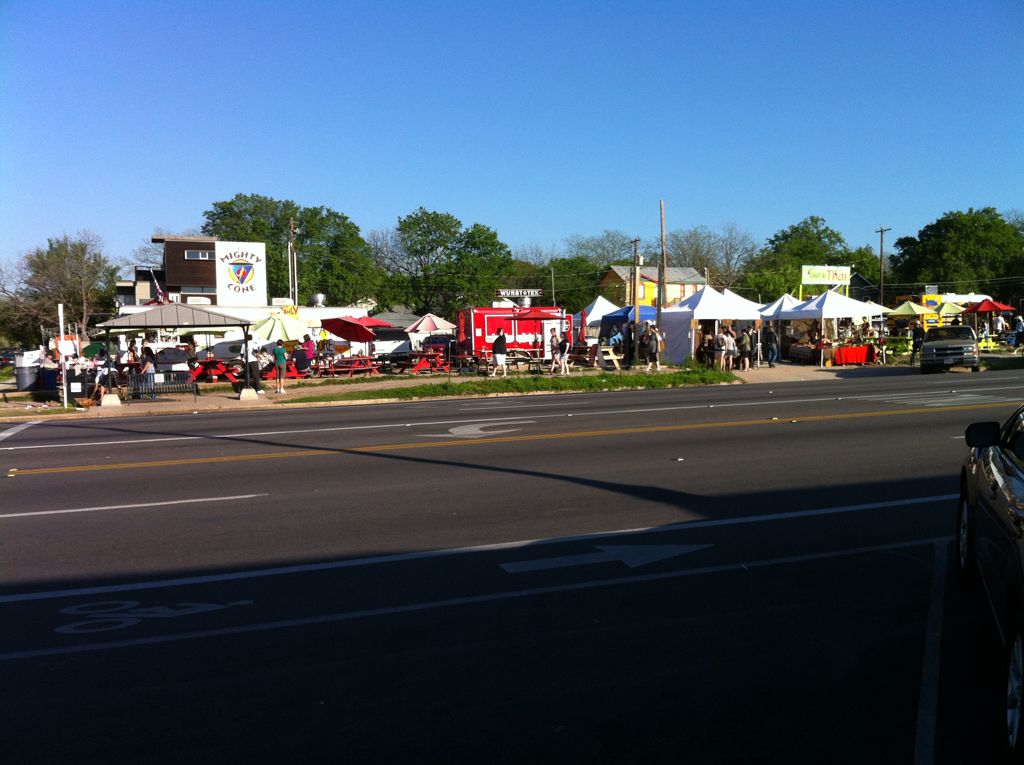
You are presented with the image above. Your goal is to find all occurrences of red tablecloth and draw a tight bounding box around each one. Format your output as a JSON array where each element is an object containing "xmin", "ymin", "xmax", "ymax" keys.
[{"xmin": 833, "ymin": 345, "xmax": 875, "ymax": 365}]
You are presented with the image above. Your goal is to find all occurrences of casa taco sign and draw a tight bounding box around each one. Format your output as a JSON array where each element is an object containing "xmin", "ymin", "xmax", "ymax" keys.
[{"xmin": 215, "ymin": 241, "xmax": 268, "ymax": 306}]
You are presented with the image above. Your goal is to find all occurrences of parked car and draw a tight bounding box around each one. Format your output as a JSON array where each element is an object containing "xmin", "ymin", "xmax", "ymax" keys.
[
  {"xmin": 958, "ymin": 404, "xmax": 1024, "ymax": 755},
  {"xmin": 921, "ymin": 325, "xmax": 980, "ymax": 373},
  {"xmin": 420, "ymin": 335, "xmax": 457, "ymax": 359}
]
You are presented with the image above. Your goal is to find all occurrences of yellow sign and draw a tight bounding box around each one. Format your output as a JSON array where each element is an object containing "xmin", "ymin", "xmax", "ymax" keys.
[{"xmin": 801, "ymin": 265, "xmax": 851, "ymax": 285}]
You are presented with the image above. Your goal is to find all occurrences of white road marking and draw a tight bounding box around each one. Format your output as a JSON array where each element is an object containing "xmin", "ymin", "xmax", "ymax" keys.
[
  {"xmin": 3, "ymin": 383, "xmax": 1020, "ymax": 452},
  {"xmin": 914, "ymin": 540, "xmax": 948, "ymax": 765},
  {"xmin": 0, "ymin": 420, "xmax": 41, "ymax": 443},
  {"xmin": 0, "ymin": 494, "xmax": 956, "ymax": 605},
  {"xmin": 0, "ymin": 536, "xmax": 948, "ymax": 661},
  {"xmin": 0, "ymin": 494, "xmax": 268, "ymax": 520},
  {"xmin": 419, "ymin": 421, "xmax": 535, "ymax": 439}
]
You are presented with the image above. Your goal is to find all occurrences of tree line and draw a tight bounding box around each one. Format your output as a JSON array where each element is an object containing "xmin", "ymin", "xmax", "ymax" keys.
[{"xmin": 1, "ymin": 192, "xmax": 1022, "ymax": 347}]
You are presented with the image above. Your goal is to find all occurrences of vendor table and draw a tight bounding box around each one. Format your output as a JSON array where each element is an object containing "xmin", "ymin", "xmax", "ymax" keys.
[{"xmin": 833, "ymin": 345, "xmax": 875, "ymax": 365}]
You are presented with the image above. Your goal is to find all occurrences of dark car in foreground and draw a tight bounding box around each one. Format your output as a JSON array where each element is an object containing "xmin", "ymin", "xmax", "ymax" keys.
[
  {"xmin": 959, "ymin": 404, "xmax": 1024, "ymax": 755},
  {"xmin": 921, "ymin": 325, "xmax": 980, "ymax": 373}
]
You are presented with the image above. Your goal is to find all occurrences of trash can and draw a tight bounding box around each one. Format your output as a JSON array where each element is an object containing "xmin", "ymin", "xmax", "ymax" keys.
[
  {"xmin": 40, "ymin": 368, "xmax": 59, "ymax": 390},
  {"xmin": 14, "ymin": 366, "xmax": 38, "ymax": 392}
]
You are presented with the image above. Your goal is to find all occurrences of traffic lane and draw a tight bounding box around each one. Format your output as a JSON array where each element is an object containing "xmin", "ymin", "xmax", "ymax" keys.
[
  {"xmin": 0, "ymin": 498, "xmax": 952, "ymax": 656},
  {"xmin": 0, "ymin": 406, "xmax": 990, "ymax": 586},
  {"xmin": 3, "ymin": 386, "xmax": 1016, "ymax": 475},
  {"xmin": 0, "ymin": 538, "xmax": 954, "ymax": 763}
]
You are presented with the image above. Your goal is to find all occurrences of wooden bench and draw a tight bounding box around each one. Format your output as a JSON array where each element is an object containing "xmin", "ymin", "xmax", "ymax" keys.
[{"xmin": 121, "ymin": 371, "xmax": 199, "ymax": 402}]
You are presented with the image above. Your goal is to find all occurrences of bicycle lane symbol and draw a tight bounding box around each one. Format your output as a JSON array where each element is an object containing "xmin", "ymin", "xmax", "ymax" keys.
[{"xmin": 55, "ymin": 600, "xmax": 254, "ymax": 635}]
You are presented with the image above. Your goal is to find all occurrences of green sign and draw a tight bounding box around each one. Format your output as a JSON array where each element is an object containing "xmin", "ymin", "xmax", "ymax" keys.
[{"xmin": 801, "ymin": 265, "xmax": 850, "ymax": 285}]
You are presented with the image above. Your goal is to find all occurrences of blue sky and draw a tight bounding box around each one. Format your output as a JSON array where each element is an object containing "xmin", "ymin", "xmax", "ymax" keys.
[{"xmin": 1, "ymin": 0, "xmax": 1021, "ymax": 266}]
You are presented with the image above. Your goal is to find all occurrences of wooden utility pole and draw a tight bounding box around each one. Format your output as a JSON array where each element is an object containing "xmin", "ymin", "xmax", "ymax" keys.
[
  {"xmin": 658, "ymin": 200, "xmax": 667, "ymax": 329},
  {"xmin": 288, "ymin": 217, "xmax": 299, "ymax": 306},
  {"xmin": 632, "ymin": 237, "xmax": 641, "ymax": 365},
  {"xmin": 876, "ymin": 225, "xmax": 891, "ymax": 306}
]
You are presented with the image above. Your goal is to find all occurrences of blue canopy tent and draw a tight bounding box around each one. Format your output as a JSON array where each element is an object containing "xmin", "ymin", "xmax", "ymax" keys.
[{"xmin": 598, "ymin": 305, "xmax": 660, "ymax": 339}]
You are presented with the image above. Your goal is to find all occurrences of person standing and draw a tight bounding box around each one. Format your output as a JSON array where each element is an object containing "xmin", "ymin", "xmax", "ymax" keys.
[
  {"xmin": 737, "ymin": 327, "xmax": 750, "ymax": 371},
  {"xmin": 910, "ymin": 322, "xmax": 925, "ymax": 365},
  {"xmin": 489, "ymin": 328, "xmax": 508, "ymax": 377},
  {"xmin": 243, "ymin": 335, "xmax": 263, "ymax": 394},
  {"xmin": 557, "ymin": 332, "xmax": 571, "ymax": 375},
  {"xmin": 765, "ymin": 325, "xmax": 779, "ymax": 368},
  {"xmin": 139, "ymin": 345, "xmax": 156, "ymax": 399},
  {"xmin": 273, "ymin": 339, "xmax": 288, "ymax": 394},
  {"xmin": 301, "ymin": 334, "xmax": 317, "ymax": 362},
  {"xmin": 548, "ymin": 327, "xmax": 561, "ymax": 374},
  {"xmin": 645, "ymin": 325, "xmax": 663, "ymax": 372},
  {"xmin": 623, "ymin": 321, "xmax": 635, "ymax": 368},
  {"xmin": 724, "ymin": 328, "xmax": 737, "ymax": 371}
]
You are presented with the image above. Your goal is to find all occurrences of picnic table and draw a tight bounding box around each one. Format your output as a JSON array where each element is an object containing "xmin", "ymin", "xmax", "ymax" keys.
[
  {"xmin": 262, "ymin": 360, "xmax": 310, "ymax": 380},
  {"xmin": 396, "ymin": 351, "xmax": 449, "ymax": 374},
  {"xmin": 318, "ymin": 355, "xmax": 381, "ymax": 378},
  {"xmin": 190, "ymin": 358, "xmax": 240, "ymax": 383}
]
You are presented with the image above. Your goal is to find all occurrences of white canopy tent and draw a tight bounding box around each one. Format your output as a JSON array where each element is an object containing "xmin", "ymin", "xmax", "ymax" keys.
[
  {"xmin": 661, "ymin": 287, "xmax": 762, "ymax": 364},
  {"xmin": 759, "ymin": 293, "xmax": 801, "ymax": 319},
  {"xmin": 722, "ymin": 288, "xmax": 764, "ymax": 315},
  {"xmin": 572, "ymin": 295, "xmax": 620, "ymax": 340},
  {"xmin": 779, "ymin": 289, "xmax": 885, "ymax": 321}
]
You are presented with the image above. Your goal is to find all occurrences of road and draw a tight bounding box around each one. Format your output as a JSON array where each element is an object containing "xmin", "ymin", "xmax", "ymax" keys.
[{"xmin": 2, "ymin": 371, "xmax": 1021, "ymax": 763}]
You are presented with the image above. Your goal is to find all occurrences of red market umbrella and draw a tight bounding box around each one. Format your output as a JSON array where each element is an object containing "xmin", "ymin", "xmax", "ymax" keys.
[
  {"xmin": 357, "ymin": 316, "xmax": 393, "ymax": 328},
  {"xmin": 513, "ymin": 309, "xmax": 560, "ymax": 320},
  {"xmin": 321, "ymin": 316, "xmax": 376, "ymax": 343},
  {"xmin": 577, "ymin": 308, "xmax": 588, "ymax": 344},
  {"xmin": 961, "ymin": 299, "xmax": 1015, "ymax": 313}
]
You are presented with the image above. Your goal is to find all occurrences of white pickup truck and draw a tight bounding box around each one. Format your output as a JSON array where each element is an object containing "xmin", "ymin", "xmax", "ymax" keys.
[{"xmin": 920, "ymin": 326, "xmax": 980, "ymax": 373}]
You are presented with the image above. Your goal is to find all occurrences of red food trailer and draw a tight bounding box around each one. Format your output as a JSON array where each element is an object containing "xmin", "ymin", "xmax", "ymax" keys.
[{"xmin": 457, "ymin": 306, "xmax": 572, "ymax": 359}]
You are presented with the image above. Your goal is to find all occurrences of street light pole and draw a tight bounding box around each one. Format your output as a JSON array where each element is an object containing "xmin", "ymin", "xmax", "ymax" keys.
[{"xmin": 876, "ymin": 225, "xmax": 891, "ymax": 306}]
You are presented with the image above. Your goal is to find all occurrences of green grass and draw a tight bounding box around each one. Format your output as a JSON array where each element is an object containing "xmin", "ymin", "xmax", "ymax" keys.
[
  {"xmin": 286, "ymin": 368, "xmax": 735, "ymax": 404},
  {"xmin": 0, "ymin": 366, "xmax": 13, "ymax": 381},
  {"xmin": 982, "ymin": 355, "xmax": 1024, "ymax": 371}
]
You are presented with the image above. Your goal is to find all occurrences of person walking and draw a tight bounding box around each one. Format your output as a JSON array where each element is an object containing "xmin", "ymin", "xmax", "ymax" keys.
[
  {"xmin": 548, "ymin": 327, "xmax": 561, "ymax": 374},
  {"xmin": 765, "ymin": 325, "xmax": 779, "ymax": 368},
  {"xmin": 273, "ymin": 339, "xmax": 288, "ymax": 394},
  {"xmin": 243, "ymin": 335, "xmax": 263, "ymax": 394},
  {"xmin": 557, "ymin": 332, "xmax": 571, "ymax": 375},
  {"xmin": 645, "ymin": 325, "xmax": 663, "ymax": 372},
  {"xmin": 910, "ymin": 322, "xmax": 925, "ymax": 366},
  {"xmin": 489, "ymin": 328, "xmax": 508, "ymax": 377}
]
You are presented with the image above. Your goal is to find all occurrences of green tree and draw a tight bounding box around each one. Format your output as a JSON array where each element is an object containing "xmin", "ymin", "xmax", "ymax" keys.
[
  {"xmin": 740, "ymin": 216, "xmax": 860, "ymax": 300},
  {"xmin": 202, "ymin": 193, "xmax": 377, "ymax": 306},
  {"xmin": 0, "ymin": 232, "xmax": 118, "ymax": 345},
  {"xmin": 371, "ymin": 208, "xmax": 514, "ymax": 317},
  {"xmin": 890, "ymin": 208, "xmax": 1024, "ymax": 294}
]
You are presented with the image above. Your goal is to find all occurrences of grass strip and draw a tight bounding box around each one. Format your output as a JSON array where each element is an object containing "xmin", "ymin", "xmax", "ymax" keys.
[{"xmin": 285, "ymin": 368, "xmax": 735, "ymax": 404}]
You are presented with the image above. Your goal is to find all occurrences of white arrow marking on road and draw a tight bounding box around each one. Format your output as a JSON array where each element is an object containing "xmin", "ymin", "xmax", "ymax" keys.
[
  {"xmin": 500, "ymin": 544, "xmax": 712, "ymax": 574},
  {"xmin": 419, "ymin": 421, "xmax": 535, "ymax": 439}
]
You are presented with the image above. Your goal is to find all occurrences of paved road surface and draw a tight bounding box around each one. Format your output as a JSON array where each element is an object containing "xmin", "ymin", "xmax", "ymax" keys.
[{"xmin": 2, "ymin": 371, "xmax": 1021, "ymax": 763}]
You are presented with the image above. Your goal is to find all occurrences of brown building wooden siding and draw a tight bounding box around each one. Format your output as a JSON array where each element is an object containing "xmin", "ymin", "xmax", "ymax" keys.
[{"xmin": 163, "ymin": 240, "xmax": 217, "ymax": 300}]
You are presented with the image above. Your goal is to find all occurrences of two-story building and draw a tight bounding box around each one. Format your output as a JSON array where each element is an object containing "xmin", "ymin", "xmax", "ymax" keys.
[{"xmin": 597, "ymin": 266, "xmax": 705, "ymax": 306}]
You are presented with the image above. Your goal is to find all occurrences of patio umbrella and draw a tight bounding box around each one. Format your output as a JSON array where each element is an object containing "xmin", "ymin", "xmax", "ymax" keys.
[
  {"xmin": 936, "ymin": 302, "xmax": 965, "ymax": 316},
  {"xmin": 513, "ymin": 308, "xmax": 560, "ymax": 321},
  {"xmin": 353, "ymin": 316, "xmax": 393, "ymax": 328},
  {"xmin": 961, "ymin": 298, "xmax": 1015, "ymax": 314},
  {"xmin": 405, "ymin": 313, "xmax": 456, "ymax": 333},
  {"xmin": 252, "ymin": 314, "xmax": 309, "ymax": 343},
  {"xmin": 321, "ymin": 316, "xmax": 376, "ymax": 343},
  {"xmin": 889, "ymin": 301, "xmax": 932, "ymax": 317}
]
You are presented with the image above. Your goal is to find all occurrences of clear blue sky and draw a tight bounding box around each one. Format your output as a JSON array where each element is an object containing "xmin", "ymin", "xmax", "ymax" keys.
[{"xmin": 1, "ymin": 0, "xmax": 1021, "ymax": 266}]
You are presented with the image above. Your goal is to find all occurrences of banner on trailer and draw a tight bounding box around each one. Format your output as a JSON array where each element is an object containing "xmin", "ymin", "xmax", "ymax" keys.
[{"xmin": 215, "ymin": 241, "xmax": 268, "ymax": 306}]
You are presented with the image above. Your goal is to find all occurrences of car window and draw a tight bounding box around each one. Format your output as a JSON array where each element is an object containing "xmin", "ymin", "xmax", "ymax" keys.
[
  {"xmin": 1001, "ymin": 414, "xmax": 1024, "ymax": 471},
  {"xmin": 926, "ymin": 327, "xmax": 975, "ymax": 341}
]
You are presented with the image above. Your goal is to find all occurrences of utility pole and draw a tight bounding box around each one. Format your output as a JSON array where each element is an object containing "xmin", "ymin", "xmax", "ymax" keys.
[
  {"xmin": 551, "ymin": 267, "xmax": 556, "ymax": 306},
  {"xmin": 288, "ymin": 217, "xmax": 299, "ymax": 306},
  {"xmin": 658, "ymin": 199, "xmax": 667, "ymax": 330},
  {"xmin": 876, "ymin": 225, "xmax": 891, "ymax": 306},
  {"xmin": 632, "ymin": 237, "xmax": 641, "ymax": 366}
]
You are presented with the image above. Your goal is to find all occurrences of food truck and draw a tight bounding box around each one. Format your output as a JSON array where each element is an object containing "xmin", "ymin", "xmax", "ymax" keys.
[{"xmin": 456, "ymin": 306, "xmax": 573, "ymax": 359}]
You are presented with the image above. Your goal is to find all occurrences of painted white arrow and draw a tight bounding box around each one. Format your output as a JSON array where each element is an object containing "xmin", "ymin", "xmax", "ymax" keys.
[
  {"xmin": 419, "ymin": 421, "xmax": 535, "ymax": 439},
  {"xmin": 500, "ymin": 543, "xmax": 712, "ymax": 574}
]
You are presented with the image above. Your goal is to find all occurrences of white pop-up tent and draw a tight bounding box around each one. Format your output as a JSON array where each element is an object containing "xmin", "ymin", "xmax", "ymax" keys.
[
  {"xmin": 779, "ymin": 289, "xmax": 884, "ymax": 321},
  {"xmin": 723, "ymin": 288, "xmax": 765, "ymax": 315},
  {"xmin": 661, "ymin": 287, "xmax": 761, "ymax": 364},
  {"xmin": 759, "ymin": 293, "xmax": 801, "ymax": 319},
  {"xmin": 573, "ymin": 295, "xmax": 619, "ymax": 341}
]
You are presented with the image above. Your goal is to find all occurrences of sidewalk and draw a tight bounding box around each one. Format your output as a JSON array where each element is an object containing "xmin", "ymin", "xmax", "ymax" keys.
[{"xmin": 0, "ymin": 359, "xmax": 929, "ymax": 423}]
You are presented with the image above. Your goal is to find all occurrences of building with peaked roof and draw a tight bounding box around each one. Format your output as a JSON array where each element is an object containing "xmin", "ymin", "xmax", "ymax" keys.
[{"xmin": 597, "ymin": 266, "xmax": 705, "ymax": 307}]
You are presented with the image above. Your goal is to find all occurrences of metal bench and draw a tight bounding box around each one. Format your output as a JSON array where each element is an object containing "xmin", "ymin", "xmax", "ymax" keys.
[{"xmin": 121, "ymin": 371, "xmax": 199, "ymax": 402}]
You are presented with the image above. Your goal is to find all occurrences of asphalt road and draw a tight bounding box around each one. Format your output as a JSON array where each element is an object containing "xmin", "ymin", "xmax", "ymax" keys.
[{"xmin": 2, "ymin": 371, "xmax": 1022, "ymax": 763}]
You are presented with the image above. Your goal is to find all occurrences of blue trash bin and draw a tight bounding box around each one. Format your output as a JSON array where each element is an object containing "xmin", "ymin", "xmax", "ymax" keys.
[{"xmin": 40, "ymin": 368, "xmax": 59, "ymax": 390}]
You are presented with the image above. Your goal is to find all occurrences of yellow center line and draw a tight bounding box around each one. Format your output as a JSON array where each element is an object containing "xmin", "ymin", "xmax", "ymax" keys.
[{"xmin": 5, "ymin": 400, "xmax": 1014, "ymax": 477}]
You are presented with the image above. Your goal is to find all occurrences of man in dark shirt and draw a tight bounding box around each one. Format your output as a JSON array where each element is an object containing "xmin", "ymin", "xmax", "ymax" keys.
[{"xmin": 490, "ymin": 328, "xmax": 508, "ymax": 377}]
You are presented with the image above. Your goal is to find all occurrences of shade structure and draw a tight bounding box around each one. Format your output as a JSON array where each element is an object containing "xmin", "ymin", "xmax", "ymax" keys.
[
  {"xmin": 936, "ymin": 302, "xmax": 965, "ymax": 316},
  {"xmin": 780, "ymin": 289, "xmax": 884, "ymax": 321},
  {"xmin": 513, "ymin": 309, "xmax": 561, "ymax": 321},
  {"xmin": 321, "ymin": 316, "xmax": 376, "ymax": 343},
  {"xmin": 98, "ymin": 303, "xmax": 248, "ymax": 329},
  {"xmin": 405, "ymin": 313, "xmax": 456, "ymax": 333},
  {"xmin": 355, "ymin": 316, "xmax": 393, "ymax": 328},
  {"xmin": 722, "ymin": 288, "xmax": 764, "ymax": 314},
  {"xmin": 251, "ymin": 314, "xmax": 309, "ymax": 343},
  {"xmin": 885, "ymin": 300, "xmax": 932, "ymax": 317},
  {"xmin": 572, "ymin": 296, "xmax": 619, "ymax": 329},
  {"xmin": 598, "ymin": 305, "xmax": 660, "ymax": 339},
  {"xmin": 759, "ymin": 294, "xmax": 801, "ymax": 320},
  {"xmin": 861, "ymin": 301, "xmax": 892, "ymax": 315},
  {"xmin": 961, "ymin": 298, "xmax": 1015, "ymax": 314},
  {"xmin": 668, "ymin": 286, "xmax": 761, "ymax": 321}
]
